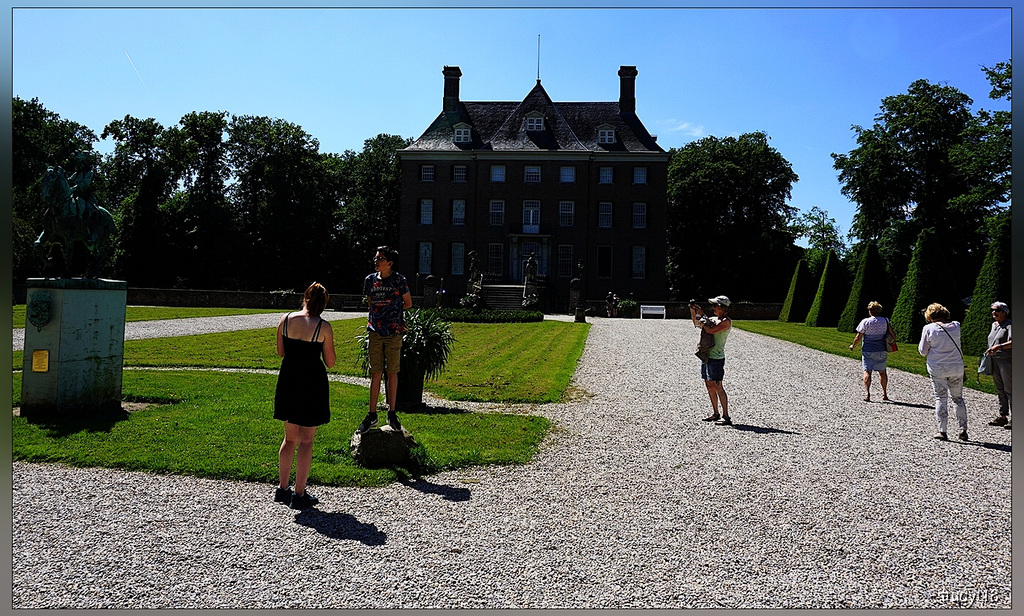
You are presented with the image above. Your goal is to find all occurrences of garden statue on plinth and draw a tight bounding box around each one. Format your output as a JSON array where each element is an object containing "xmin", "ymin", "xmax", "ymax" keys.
[
  {"xmin": 21, "ymin": 151, "xmax": 126, "ymax": 423},
  {"xmin": 35, "ymin": 151, "xmax": 115, "ymax": 279},
  {"xmin": 522, "ymin": 252, "xmax": 540, "ymax": 310},
  {"xmin": 571, "ymin": 260, "xmax": 586, "ymax": 322},
  {"xmin": 461, "ymin": 250, "xmax": 485, "ymax": 312}
]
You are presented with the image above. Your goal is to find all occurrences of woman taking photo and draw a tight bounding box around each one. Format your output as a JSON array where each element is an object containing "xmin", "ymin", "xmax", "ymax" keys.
[
  {"xmin": 849, "ymin": 301, "xmax": 892, "ymax": 402},
  {"xmin": 273, "ymin": 282, "xmax": 336, "ymax": 509},
  {"xmin": 918, "ymin": 303, "xmax": 969, "ymax": 441}
]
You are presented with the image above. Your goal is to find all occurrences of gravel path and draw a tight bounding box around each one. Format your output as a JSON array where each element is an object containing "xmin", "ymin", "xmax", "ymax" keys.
[{"xmin": 12, "ymin": 318, "xmax": 1012, "ymax": 609}]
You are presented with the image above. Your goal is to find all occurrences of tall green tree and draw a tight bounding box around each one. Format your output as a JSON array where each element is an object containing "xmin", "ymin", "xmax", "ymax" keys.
[
  {"xmin": 832, "ymin": 68, "xmax": 1010, "ymax": 302},
  {"xmin": 793, "ymin": 206, "xmax": 847, "ymax": 279},
  {"xmin": 226, "ymin": 115, "xmax": 341, "ymax": 290},
  {"xmin": 666, "ymin": 132, "xmax": 801, "ymax": 301},
  {"xmin": 12, "ymin": 97, "xmax": 98, "ymax": 281},
  {"xmin": 778, "ymin": 259, "xmax": 815, "ymax": 323},
  {"xmin": 335, "ymin": 133, "xmax": 412, "ymax": 289}
]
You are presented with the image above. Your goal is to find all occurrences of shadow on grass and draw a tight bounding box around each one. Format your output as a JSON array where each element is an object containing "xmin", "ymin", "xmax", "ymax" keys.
[
  {"xmin": 397, "ymin": 476, "xmax": 472, "ymax": 502},
  {"xmin": 396, "ymin": 404, "xmax": 470, "ymax": 416},
  {"xmin": 23, "ymin": 408, "xmax": 130, "ymax": 437},
  {"xmin": 293, "ymin": 509, "xmax": 387, "ymax": 545}
]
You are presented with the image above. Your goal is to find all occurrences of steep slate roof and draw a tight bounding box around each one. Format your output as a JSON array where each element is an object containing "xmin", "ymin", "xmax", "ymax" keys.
[{"xmin": 404, "ymin": 81, "xmax": 665, "ymax": 153}]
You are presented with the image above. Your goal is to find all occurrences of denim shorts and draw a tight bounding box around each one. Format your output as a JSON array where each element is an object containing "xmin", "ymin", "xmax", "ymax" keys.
[
  {"xmin": 862, "ymin": 350, "xmax": 888, "ymax": 372},
  {"xmin": 701, "ymin": 357, "xmax": 725, "ymax": 382}
]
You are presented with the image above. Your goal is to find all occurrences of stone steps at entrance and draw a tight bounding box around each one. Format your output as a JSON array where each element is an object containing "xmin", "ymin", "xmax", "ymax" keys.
[{"xmin": 481, "ymin": 285, "xmax": 527, "ymax": 310}]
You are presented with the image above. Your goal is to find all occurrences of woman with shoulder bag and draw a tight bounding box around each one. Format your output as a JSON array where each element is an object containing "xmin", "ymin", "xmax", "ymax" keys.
[{"xmin": 918, "ymin": 303, "xmax": 969, "ymax": 442}]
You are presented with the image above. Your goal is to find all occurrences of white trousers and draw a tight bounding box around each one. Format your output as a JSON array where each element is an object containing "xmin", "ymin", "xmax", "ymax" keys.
[{"xmin": 930, "ymin": 374, "xmax": 969, "ymax": 433}]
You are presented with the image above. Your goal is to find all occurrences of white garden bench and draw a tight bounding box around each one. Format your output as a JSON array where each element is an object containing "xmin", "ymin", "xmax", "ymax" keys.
[{"xmin": 640, "ymin": 305, "xmax": 666, "ymax": 319}]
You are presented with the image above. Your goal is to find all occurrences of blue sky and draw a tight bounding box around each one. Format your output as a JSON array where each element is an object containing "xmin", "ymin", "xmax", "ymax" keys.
[{"xmin": 10, "ymin": 3, "xmax": 1012, "ymax": 242}]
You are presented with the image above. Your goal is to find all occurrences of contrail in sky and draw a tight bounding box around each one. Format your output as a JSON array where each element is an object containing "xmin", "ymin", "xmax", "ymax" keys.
[{"xmin": 124, "ymin": 50, "xmax": 152, "ymax": 96}]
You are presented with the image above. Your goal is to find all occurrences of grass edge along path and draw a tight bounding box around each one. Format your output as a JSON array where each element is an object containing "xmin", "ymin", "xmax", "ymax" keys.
[
  {"xmin": 732, "ymin": 320, "xmax": 997, "ymax": 396},
  {"xmin": 12, "ymin": 370, "xmax": 551, "ymax": 488},
  {"xmin": 12, "ymin": 305, "xmax": 283, "ymax": 329}
]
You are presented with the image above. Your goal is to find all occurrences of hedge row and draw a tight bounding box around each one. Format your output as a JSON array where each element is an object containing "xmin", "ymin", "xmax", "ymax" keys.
[{"xmin": 421, "ymin": 308, "xmax": 545, "ymax": 323}]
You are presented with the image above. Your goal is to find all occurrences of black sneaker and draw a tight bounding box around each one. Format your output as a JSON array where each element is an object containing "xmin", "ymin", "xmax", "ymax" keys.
[
  {"xmin": 274, "ymin": 486, "xmax": 293, "ymax": 504},
  {"xmin": 290, "ymin": 491, "xmax": 319, "ymax": 509},
  {"xmin": 387, "ymin": 411, "xmax": 402, "ymax": 431},
  {"xmin": 356, "ymin": 412, "xmax": 378, "ymax": 434},
  {"xmin": 958, "ymin": 430, "xmax": 969, "ymax": 441},
  {"xmin": 715, "ymin": 416, "xmax": 733, "ymax": 426},
  {"xmin": 988, "ymin": 415, "xmax": 1009, "ymax": 426},
  {"xmin": 934, "ymin": 432, "xmax": 948, "ymax": 441},
  {"xmin": 1005, "ymin": 421, "xmax": 1012, "ymax": 430}
]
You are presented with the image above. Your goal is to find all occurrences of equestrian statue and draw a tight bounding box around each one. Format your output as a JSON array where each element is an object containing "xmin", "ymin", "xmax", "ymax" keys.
[{"xmin": 35, "ymin": 151, "xmax": 115, "ymax": 278}]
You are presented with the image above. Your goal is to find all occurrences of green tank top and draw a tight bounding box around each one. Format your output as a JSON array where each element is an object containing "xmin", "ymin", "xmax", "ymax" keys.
[{"xmin": 709, "ymin": 318, "xmax": 730, "ymax": 360}]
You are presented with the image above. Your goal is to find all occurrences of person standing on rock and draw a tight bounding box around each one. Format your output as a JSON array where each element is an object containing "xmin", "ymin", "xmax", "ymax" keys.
[
  {"xmin": 357, "ymin": 245, "xmax": 412, "ymax": 434},
  {"xmin": 274, "ymin": 282, "xmax": 336, "ymax": 510},
  {"xmin": 690, "ymin": 295, "xmax": 733, "ymax": 425}
]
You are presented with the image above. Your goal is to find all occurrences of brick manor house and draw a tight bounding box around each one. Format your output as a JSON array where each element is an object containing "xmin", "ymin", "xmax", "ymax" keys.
[{"xmin": 398, "ymin": 65, "xmax": 668, "ymax": 312}]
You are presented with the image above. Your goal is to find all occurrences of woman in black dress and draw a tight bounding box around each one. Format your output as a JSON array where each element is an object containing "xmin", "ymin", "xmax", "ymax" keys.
[{"xmin": 273, "ymin": 282, "xmax": 336, "ymax": 509}]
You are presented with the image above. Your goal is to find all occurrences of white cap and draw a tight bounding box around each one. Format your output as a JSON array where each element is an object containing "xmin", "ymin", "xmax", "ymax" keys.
[{"xmin": 709, "ymin": 295, "xmax": 731, "ymax": 307}]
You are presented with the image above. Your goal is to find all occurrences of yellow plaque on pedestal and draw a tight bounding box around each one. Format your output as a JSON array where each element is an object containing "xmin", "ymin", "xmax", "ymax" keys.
[{"xmin": 31, "ymin": 350, "xmax": 49, "ymax": 373}]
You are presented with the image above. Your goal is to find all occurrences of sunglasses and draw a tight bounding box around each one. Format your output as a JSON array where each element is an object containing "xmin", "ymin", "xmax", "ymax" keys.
[{"xmin": 374, "ymin": 256, "xmax": 387, "ymax": 262}]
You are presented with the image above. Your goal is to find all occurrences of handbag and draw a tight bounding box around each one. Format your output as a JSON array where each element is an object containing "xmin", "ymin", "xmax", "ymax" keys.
[
  {"xmin": 884, "ymin": 318, "xmax": 898, "ymax": 352},
  {"xmin": 978, "ymin": 354, "xmax": 993, "ymax": 376}
]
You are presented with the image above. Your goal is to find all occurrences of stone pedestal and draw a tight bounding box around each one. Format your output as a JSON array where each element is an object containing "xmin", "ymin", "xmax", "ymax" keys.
[
  {"xmin": 20, "ymin": 278, "xmax": 128, "ymax": 422},
  {"xmin": 350, "ymin": 426, "xmax": 418, "ymax": 468}
]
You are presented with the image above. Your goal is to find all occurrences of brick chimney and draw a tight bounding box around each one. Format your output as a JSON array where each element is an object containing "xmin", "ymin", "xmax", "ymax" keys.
[
  {"xmin": 443, "ymin": 66, "xmax": 462, "ymax": 113},
  {"xmin": 618, "ymin": 65, "xmax": 638, "ymax": 113}
]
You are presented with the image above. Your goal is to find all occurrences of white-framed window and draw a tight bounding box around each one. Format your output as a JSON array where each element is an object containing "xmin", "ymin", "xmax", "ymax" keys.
[
  {"xmin": 633, "ymin": 167, "xmax": 647, "ymax": 184},
  {"xmin": 597, "ymin": 245, "xmax": 613, "ymax": 278},
  {"xmin": 489, "ymin": 200, "xmax": 505, "ymax": 226},
  {"xmin": 632, "ymin": 203, "xmax": 647, "ymax": 229},
  {"xmin": 421, "ymin": 165, "xmax": 435, "ymax": 182},
  {"xmin": 453, "ymin": 165, "xmax": 467, "ymax": 182},
  {"xmin": 523, "ymin": 200, "xmax": 540, "ymax": 231},
  {"xmin": 452, "ymin": 199, "xmax": 466, "ymax": 225},
  {"xmin": 557, "ymin": 245, "xmax": 573, "ymax": 278},
  {"xmin": 559, "ymin": 201, "xmax": 575, "ymax": 227},
  {"xmin": 524, "ymin": 166, "xmax": 541, "ymax": 183},
  {"xmin": 451, "ymin": 242, "xmax": 465, "ymax": 275},
  {"xmin": 632, "ymin": 245, "xmax": 646, "ymax": 279},
  {"xmin": 526, "ymin": 116, "xmax": 545, "ymax": 131},
  {"xmin": 491, "ymin": 165, "xmax": 506, "ymax": 182},
  {"xmin": 598, "ymin": 129, "xmax": 615, "ymax": 144},
  {"xmin": 487, "ymin": 243, "xmax": 504, "ymax": 276},
  {"xmin": 560, "ymin": 166, "xmax": 575, "ymax": 183},
  {"xmin": 599, "ymin": 167, "xmax": 613, "ymax": 184},
  {"xmin": 454, "ymin": 128, "xmax": 471, "ymax": 143},
  {"xmin": 418, "ymin": 242, "xmax": 432, "ymax": 275},
  {"xmin": 598, "ymin": 202, "xmax": 613, "ymax": 228},
  {"xmin": 420, "ymin": 199, "xmax": 433, "ymax": 225}
]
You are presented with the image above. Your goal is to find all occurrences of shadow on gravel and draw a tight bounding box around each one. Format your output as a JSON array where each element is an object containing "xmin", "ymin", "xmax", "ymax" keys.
[
  {"xmin": 728, "ymin": 423, "xmax": 800, "ymax": 435},
  {"xmin": 293, "ymin": 509, "xmax": 387, "ymax": 545},
  {"xmin": 397, "ymin": 477, "xmax": 472, "ymax": 502},
  {"xmin": 880, "ymin": 400, "xmax": 933, "ymax": 410},
  {"xmin": 959, "ymin": 441, "xmax": 1012, "ymax": 453}
]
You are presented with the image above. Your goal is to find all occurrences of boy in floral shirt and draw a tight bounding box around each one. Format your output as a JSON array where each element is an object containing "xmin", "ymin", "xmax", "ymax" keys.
[{"xmin": 357, "ymin": 246, "xmax": 412, "ymax": 433}]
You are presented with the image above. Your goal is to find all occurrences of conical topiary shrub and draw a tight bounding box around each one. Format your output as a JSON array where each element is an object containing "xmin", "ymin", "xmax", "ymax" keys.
[
  {"xmin": 890, "ymin": 227, "xmax": 962, "ymax": 345},
  {"xmin": 961, "ymin": 215, "xmax": 1011, "ymax": 355},
  {"xmin": 779, "ymin": 259, "xmax": 816, "ymax": 323},
  {"xmin": 804, "ymin": 250, "xmax": 848, "ymax": 328},
  {"xmin": 837, "ymin": 241, "xmax": 893, "ymax": 333}
]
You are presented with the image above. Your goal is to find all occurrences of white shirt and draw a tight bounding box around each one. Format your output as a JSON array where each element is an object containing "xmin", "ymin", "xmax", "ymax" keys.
[{"xmin": 918, "ymin": 321, "xmax": 964, "ymax": 378}]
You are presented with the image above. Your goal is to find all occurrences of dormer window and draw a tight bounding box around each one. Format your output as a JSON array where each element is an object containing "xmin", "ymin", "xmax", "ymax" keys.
[
  {"xmin": 526, "ymin": 116, "xmax": 545, "ymax": 131},
  {"xmin": 598, "ymin": 128, "xmax": 616, "ymax": 144},
  {"xmin": 454, "ymin": 127, "xmax": 471, "ymax": 143}
]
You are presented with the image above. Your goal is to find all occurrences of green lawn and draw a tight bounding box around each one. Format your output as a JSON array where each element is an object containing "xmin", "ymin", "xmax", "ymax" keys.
[
  {"xmin": 732, "ymin": 320, "xmax": 997, "ymax": 395},
  {"xmin": 11, "ymin": 317, "xmax": 589, "ymax": 487},
  {"xmin": 12, "ymin": 370, "xmax": 549, "ymax": 487}
]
